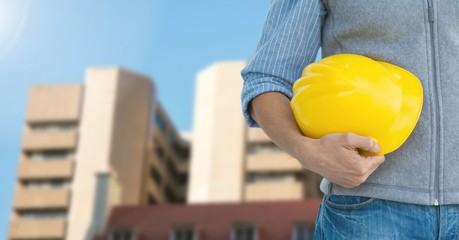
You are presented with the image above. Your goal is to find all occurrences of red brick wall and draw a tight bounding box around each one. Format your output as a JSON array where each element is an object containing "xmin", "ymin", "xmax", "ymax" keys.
[{"xmin": 96, "ymin": 199, "xmax": 322, "ymax": 240}]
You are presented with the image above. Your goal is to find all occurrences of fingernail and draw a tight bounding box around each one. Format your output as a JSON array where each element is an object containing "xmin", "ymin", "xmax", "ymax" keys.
[{"xmin": 374, "ymin": 143, "xmax": 380, "ymax": 152}]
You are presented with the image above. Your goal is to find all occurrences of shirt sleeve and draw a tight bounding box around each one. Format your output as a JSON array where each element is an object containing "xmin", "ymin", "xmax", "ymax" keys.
[{"xmin": 240, "ymin": 0, "xmax": 327, "ymax": 128}]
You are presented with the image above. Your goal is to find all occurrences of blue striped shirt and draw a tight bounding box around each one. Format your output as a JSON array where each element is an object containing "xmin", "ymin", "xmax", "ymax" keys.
[{"xmin": 240, "ymin": 0, "xmax": 327, "ymax": 128}]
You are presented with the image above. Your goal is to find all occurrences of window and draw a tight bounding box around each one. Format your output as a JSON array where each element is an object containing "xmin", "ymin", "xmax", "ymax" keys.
[
  {"xmin": 171, "ymin": 225, "xmax": 196, "ymax": 240},
  {"xmin": 151, "ymin": 167, "xmax": 162, "ymax": 185},
  {"xmin": 148, "ymin": 194, "xmax": 157, "ymax": 205},
  {"xmin": 166, "ymin": 159, "xmax": 180, "ymax": 179},
  {"xmin": 166, "ymin": 159, "xmax": 187, "ymax": 185},
  {"xmin": 177, "ymin": 173, "xmax": 188, "ymax": 185},
  {"xmin": 30, "ymin": 122, "xmax": 78, "ymax": 132},
  {"xmin": 231, "ymin": 224, "xmax": 258, "ymax": 240},
  {"xmin": 19, "ymin": 210, "xmax": 67, "ymax": 219},
  {"xmin": 165, "ymin": 186, "xmax": 181, "ymax": 203},
  {"xmin": 178, "ymin": 146, "xmax": 190, "ymax": 160},
  {"xmin": 110, "ymin": 228, "xmax": 134, "ymax": 240},
  {"xmin": 247, "ymin": 142, "xmax": 282, "ymax": 154},
  {"xmin": 23, "ymin": 179, "xmax": 71, "ymax": 189},
  {"xmin": 155, "ymin": 146, "xmax": 165, "ymax": 161},
  {"xmin": 246, "ymin": 172, "xmax": 300, "ymax": 184},
  {"xmin": 292, "ymin": 223, "xmax": 314, "ymax": 240},
  {"xmin": 167, "ymin": 131, "xmax": 176, "ymax": 143},
  {"xmin": 155, "ymin": 113, "xmax": 168, "ymax": 133},
  {"xmin": 28, "ymin": 150, "xmax": 74, "ymax": 160},
  {"xmin": 172, "ymin": 141, "xmax": 190, "ymax": 160}
]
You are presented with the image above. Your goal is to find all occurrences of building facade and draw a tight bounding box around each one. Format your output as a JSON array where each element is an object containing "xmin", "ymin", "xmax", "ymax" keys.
[
  {"xmin": 8, "ymin": 68, "xmax": 190, "ymax": 240},
  {"xmin": 93, "ymin": 61, "xmax": 322, "ymax": 240},
  {"xmin": 8, "ymin": 62, "xmax": 323, "ymax": 240},
  {"xmin": 95, "ymin": 199, "xmax": 321, "ymax": 240},
  {"xmin": 188, "ymin": 61, "xmax": 322, "ymax": 203}
]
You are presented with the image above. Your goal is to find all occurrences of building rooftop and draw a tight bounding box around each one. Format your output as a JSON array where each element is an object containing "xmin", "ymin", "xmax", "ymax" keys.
[{"xmin": 95, "ymin": 199, "xmax": 321, "ymax": 240}]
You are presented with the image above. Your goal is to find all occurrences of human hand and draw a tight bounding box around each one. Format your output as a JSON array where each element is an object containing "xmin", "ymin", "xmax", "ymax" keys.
[{"xmin": 298, "ymin": 133, "xmax": 385, "ymax": 188}]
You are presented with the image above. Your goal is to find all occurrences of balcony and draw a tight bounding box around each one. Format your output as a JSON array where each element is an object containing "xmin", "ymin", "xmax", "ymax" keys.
[
  {"xmin": 244, "ymin": 181, "xmax": 303, "ymax": 201},
  {"xmin": 153, "ymin": 127, "xmax": 189, "ymax": 173},
  {"xmin": 146, "ymin": 179, "xmax": 165, "ymax": 203},
  {"xmin": 22, "ymin": 131, "xmax": 78, "ymax": 150},
  {"xmin": 9, "ymin": 219, "xmax": 66, "ymax": 239},
  {"xmin": 246, "ymin": 152, "xmax": 303, "ymax": 172},
  {"xmin": 25, "ymin": 84, "xmax": 83, "ymax": 123},
  {"xmin": 13, "ymin": 189, "xmax": 70, "ymax": 210},
  {"xmin": 18, "ymin": 160, "xmax": 73, "ymax": 180}
]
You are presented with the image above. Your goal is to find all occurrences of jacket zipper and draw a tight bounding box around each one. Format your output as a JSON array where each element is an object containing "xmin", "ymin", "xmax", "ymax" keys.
[{"xmin": 427, "ymin": 0, "xmax": 440, "ymax": 206}]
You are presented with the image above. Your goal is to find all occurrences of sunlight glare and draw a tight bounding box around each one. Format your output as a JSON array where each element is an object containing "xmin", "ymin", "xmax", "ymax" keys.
[
  {"xmin": 0, "ymin": 2, "xmax": 9, "ymax": 35},
  {"xmin": 0, "ymin": 0, "xmax": 29, "ymax": 61}
]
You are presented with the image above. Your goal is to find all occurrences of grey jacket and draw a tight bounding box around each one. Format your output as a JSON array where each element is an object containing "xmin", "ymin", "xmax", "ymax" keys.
[{"xmin": 320, "ymin": 0, "xmax": 459, "ymax": 206}]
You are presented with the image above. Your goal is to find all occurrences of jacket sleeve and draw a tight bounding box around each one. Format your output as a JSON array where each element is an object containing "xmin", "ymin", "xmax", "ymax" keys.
[{"xmin": 240, "ymin": 0, "xmax": 327, "ymax": 128}]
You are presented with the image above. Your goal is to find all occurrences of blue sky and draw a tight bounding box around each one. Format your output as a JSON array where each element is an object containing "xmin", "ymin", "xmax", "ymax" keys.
[{"xmin": 0, "ymin": 0, "xmax": 271, "ymax": 236}]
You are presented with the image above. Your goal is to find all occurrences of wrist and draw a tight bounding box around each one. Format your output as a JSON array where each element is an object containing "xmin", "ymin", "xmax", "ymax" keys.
[{"xmin": 290, "ymin": 135, "xmax": 320, "ymax": 171}]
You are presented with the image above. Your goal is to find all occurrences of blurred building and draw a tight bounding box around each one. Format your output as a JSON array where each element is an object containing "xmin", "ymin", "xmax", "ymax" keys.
[
  {"xmin": 8, "ymin": 62, "xmax": 322, "ymax": 240},
  {"xmin": 188, "ymin": 62, "xmax": 322, "ymax": 203},
  {"xmin": 95, "ymin": 199, "xmax": 321, "ymax": 240},
  {"xmin": 96, "ymin": 62, "xmax": 322, "ymax": 240},
  {"xmin": 8, "ymin": 68, "xmax": 190, "ymax": 240}
]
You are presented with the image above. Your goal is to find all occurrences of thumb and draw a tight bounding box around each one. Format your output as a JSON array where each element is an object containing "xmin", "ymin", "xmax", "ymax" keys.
[{"xmin": 342, "ymin": 133, "xmax": 380, "ymax": 153}]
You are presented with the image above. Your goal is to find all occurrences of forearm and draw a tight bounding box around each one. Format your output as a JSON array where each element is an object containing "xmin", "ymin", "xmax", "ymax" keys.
[
  {"xmin": 249, "ymin": 91, "xmax": 318, "ymax": 170},
  {"xmin": 250, "ymin": 91, "xmax": 385, "ymax": 188}
]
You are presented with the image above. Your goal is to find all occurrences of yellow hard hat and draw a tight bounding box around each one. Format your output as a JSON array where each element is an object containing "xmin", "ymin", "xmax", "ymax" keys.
[{"xmin": 290, "ymin": 54, "xmax": 423, "ymax": 155}]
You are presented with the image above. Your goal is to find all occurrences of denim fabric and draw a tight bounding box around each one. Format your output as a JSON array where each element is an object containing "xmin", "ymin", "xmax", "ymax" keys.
[{"xmin": 314, "ymin": 195, "xmax": 459, "ymax": 239}]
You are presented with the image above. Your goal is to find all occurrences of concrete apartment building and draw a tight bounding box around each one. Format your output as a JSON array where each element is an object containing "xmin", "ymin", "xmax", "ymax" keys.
[
  {"xmin": 94, "ymin": 61, "xmax": 323, "ymax": 240},
  {"xmin": 8, "ymin": 61, "xmax": 322, "ymax": 240},
  {"xmin": 8, "ymin": 68, "xmax": 190, "ymax": 240},
  {"xmin": 188, "ymin": 61, "xmax": 322, "ymax": 204}
]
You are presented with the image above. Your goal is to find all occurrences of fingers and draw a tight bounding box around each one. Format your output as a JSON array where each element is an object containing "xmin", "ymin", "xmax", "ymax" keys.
[
  {"xmin": 314, "ymin": 133, "xmax": 385, "ymax": 189},
  {"xmin": 345, "ymin": 155, "xmax": 386, "ymax": 188},
  {"xmin": 341, "ymin": 133, "xmax": 380, "ymax": 153},
  {"xmin": 360, "ymin": 155, "xmax": 386, "ymax": 178}
]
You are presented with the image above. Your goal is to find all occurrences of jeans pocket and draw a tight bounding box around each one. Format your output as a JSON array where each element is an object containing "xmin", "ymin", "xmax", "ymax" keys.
[{"xmin": 325, "ymin": 194, "xmax": 376, "ymax": 210}]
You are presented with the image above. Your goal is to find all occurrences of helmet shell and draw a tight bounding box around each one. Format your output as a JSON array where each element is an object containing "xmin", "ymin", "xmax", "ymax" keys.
[{"xmin": 291, "ymin": 54, "xmax": 423, "ymax": 155}]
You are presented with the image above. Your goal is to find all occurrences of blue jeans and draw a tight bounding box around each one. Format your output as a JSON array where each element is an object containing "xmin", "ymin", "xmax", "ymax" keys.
[{"xmin": 314, "ymin": 194, "xmax": 459, "ymax": 239}]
